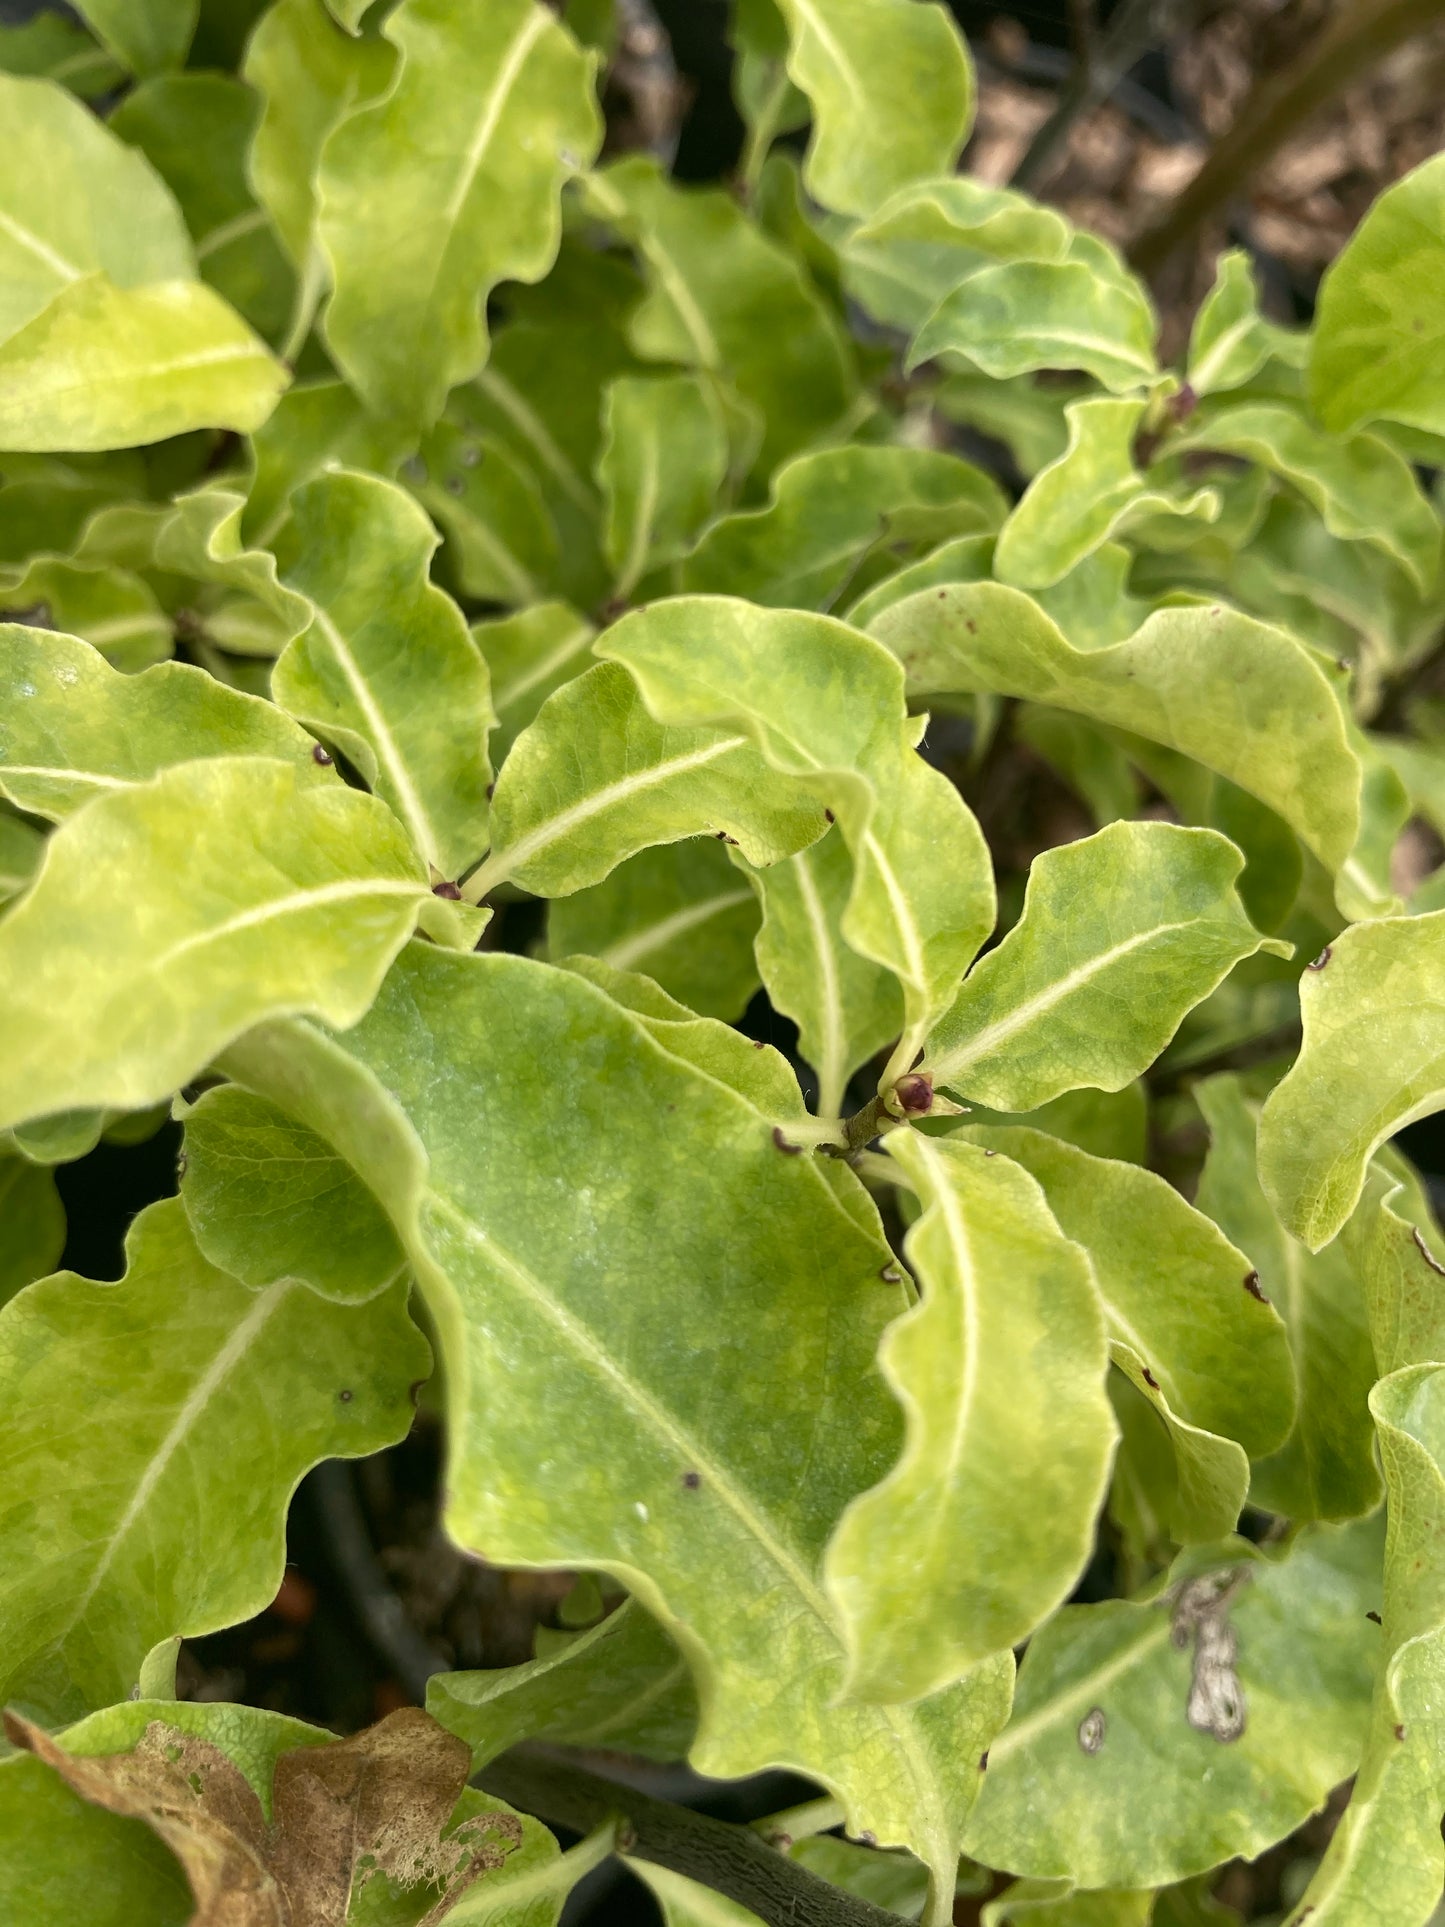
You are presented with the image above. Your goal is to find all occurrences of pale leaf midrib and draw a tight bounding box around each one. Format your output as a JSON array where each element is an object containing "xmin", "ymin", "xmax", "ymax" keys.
[
  {"xmin": 491, "ymin": 620, "xmax": 594, "ymax": 713},
  {"xmin": 306, "ymin": 603, "xmax": 437, "ymax": 865},
  {"xmin": 928, "ymin": 919, "xmax": 1199, "ymax": 1082},
  {"xmin": 154, "ymin": 875, "xmax": 422, "ymax": 972},
  {"xmin": 52, "ymin": 1280, "xmax": 295, "ymax": 1652},
  {"xmin": 476, "ymin": 366, "xmax": 596, "ymax": 513},
  {"xmin": 600, "ymin": 887, "xmax": 753, "ymax": 972}
]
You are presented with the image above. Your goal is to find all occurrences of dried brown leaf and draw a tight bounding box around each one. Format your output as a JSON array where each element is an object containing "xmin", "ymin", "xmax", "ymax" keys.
[{"xmin": 3, "ymin": 1705, "xmax": 524, "ymax": 1927}]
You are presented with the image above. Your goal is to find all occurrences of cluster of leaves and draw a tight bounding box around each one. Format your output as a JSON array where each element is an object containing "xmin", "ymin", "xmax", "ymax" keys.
[{"xmin": 2, "ymin": 0, "xmax": 1445, "ymax": 1923}]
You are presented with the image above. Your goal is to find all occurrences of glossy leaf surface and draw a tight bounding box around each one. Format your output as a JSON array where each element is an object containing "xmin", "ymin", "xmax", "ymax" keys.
[
  {"xmin": 0, "ymin": 1198, "xmax": 426, "ymax": 1722},
  {"xmin": 924, "ymin": 823, "xmax": 1284, "ymax": 1108},
  {"xmin": 826, "ymin": 1131, "xmax": 1115, "ymax": 1703},
  {"xmin": 0, "ymin": 756, "xmax": 429, "ymax": 1132}
]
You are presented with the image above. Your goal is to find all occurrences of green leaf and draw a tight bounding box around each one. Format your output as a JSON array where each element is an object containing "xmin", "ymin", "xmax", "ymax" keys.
[
  {"xmin": 222, "ymin": 945, "xmax": 1014, "ymax": 1898},
  {"xmin": 155, "ymin": 484, "xmax": 313, "ymax": 650},
  {"xmin": 0, "ymin": 14, "xmax": 123, "ymax": 98},
  {"xmin": 964, "ymin": 1522, "xmax": 1383, "ymax": 1887},
  {"xmin": 431, "ymin": 1596, "xmax": 697, "ymax": 1765},
  {"xmin": 996, "ymin": 398, "xmax": 1217, "ymax": 591},
  {"xmin": 746, "ymin": 828, "xmax": 902, "ymax": 1117},
  {"xmin": 1187, "ymin": 249, "xmax": 1306, "ymax": 399},
  {"xmin": 0, "ymin": 559, "xmax": 170, "ymax": 672},
  {"xmin": 412, "ymin": 421, "xmax": 559, "ymax": 607},
  {"xmin": 1196, "ymin": 1075, "xmax": 1381, "ymax": 1522},
  {"xmin": 244, "ymin": 0, "xmax": 396, "ymax": 341},
  {"xmin": 1284, "ymin": 1365, "xmax": 1445, "ymax": 1926},
  {"xmin": 597, "ymin": 373, "xmax": 730, "ymax": 596},
  {"xmin": 680, "ymin": 444, "xmax": 1006, "ymax": 611},
  {"xmin": 0, "ymin": 756, "xmax": 431, "ymax": 1133},
  {"xmin": 825, "ymin": 1131, "xmax": 1114, "ymax": 1702},
  {"xmin": 601, "ymin": 596, "xmax": 995, "ymax": 1075},
  {"xmin": 585, "ymin": 157, "xmax": 856, "ymax": 476},
  {"xmin": 923, "ymin": 822, "xmax": 1285, "ymax": 1109},
  {"xmin": 0, "ymin": 1196, "xmax": 427, "ymax": 1721},
  {"xmin": 109, "ymin": 73, "xmax": 294, "ymax": 344},
  {"xmin": 908, "ymin": 259, "xmax": 1156, "ymax": 394},
  {"xmin": 958, "ymin": 1124, "xmax": 1295, "ymax": 1540},
  {"xmin": 0, "ymin": 622, "xmax": 325, "ymax": 820},
  {"xmin": 954, "ymin": 1084, "xmax": 1148, "ymax": 1166},
  {"xmin": 547, "ymin": 841, "xmax": 761, "ymax": 1023},
  {"xmin": 985, "ymin": 1885, "xmax": 1152, "ymax": 1927},
  {"xmin": 0, "ymin": 810, "xmax": 42, "ymax": 904},
  {"xmin": 1309, "ymin": 152, "xmax": 1445, "ymax": 438},
  {"xmin": 0, "ymin": 1153, "xmax": 63, "ymax": 1310},
  {"xmin": 180, "ymin": 1083, "xmax": 406, "ymax": 1303},
  {"xmin": 474, "ymin": 600, "xmax": 596, "ymax": 762},
  {"xmin": 1258, "ymin": 913, "xmax": 1445, "ymax": 1249},
  {"xmin": 869, "ymin": 587, "xmax": 1362, "ymax": 880},
  {"xmin": 273, "ymin": 468, "xmax": 494, "ymax": 879},
  {"xmin": 0, "ymin": 274, "xmax": 286, "ymax": 453},
  {"xmin": 843, "ymin": 531, "xmax": 995, "ymax": 631},
  {"xmin": 71, "ymin": 0, "xmax": 195, "ymax": 76},
  {"xmin": 1342, "ymin": 1162, "xmax": 1445, "ymax": 1377},
  {"xmin": 841, "ymin": 176, "xmax": 1070, "ymax": 334},
  {"xmin": 474, "ymin": 660, "xmax": 826, "ymax": 900},
  {"xmin": 1174, "ymin": 400, "xmax": 1441, "ymax": 595},
  {"xmin": 318, "ymin": 0, "xmax": 603, "ymax": 429},
  {"xmin": 1016, "ymin": 706, "xmax": 1142, "ymax": 826},
  {"xmin": 771, "ymin": 0, "xmax": 974, "ymax": 218}
]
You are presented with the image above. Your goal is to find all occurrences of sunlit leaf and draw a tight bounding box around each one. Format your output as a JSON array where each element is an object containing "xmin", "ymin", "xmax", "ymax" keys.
[
  {"xmin": 223, "ymin": 945, "xmax": 1015, "ymax": 1894},
  {"xmin": 473, "ymin": 660, "xmax": 826, "ymax": 900},
  {"xmin": 1285, "ymin": 1365, "xmax": 1445, "ymax": 1925},
  {"xmin": 825, "ymin": 1131, "xmax": 1114, "ymax": 1703},
  {"xmin": 0, "ymin": 756, "xmax": 431, "ymax": 1132},
  {"xmin": 547, "ymin": 840, "xmax": 761, "ymax": 1023},
  {"xmin": 869, "ymin": 587, "xmax": 1362, "ymax": 880},
  {"xmin": 746, "ymin": 829, "xmax": 902, "ymax": 1117},
  {"xmin": 964, "ymin": 1523, "xmax": 1383, "ymax": 1887},
  {"xmin": 1258, "ymin": 912, "xmax": 1445, "ymax": 1249},
  {"xmin": 273, "ymin": 468, "xmax": 493, "ymax": 879},
  {"xmin": 771, "ymin": 0, "xmax": 974, "ymax": 219},
  {"xmin": 959, "ymin": 1124, "xmax": 1295, "ymax": 1540},
  {"xmin": 1342, "ymin": 1161, "xmax": 1445, "ymax": 1378},
  {"xmin": 0, "ymin": 1197, "xmax": 427, "ymax": 1722},
  {"xmin": 1310, "ymin": 152, "xmax": 1445, "ymax": 438},
  {"xmin": 908, "ymin": 258, "xmax": 1156, "ymax": 394},
  {"xmin": 1196, "ymin": 1074, "xmax": 1380, "ymax": 1522},
  {"xmin": 0, "ymin": 623, "xmax": 323, "ymax": 820},
  {"xmin": 996, "ymin": 398, "xmax": 1217, "ymax": 590},
  {"xmin": 318, "ymin": 0, "xmax": 603, "ymax": 429},
  {"xmin": 680, "ymin": 444, "xmax": 1006, "ymax": 610},
  {"xmin": 923, "ymin": 822, "xmax": 1285, "ymax": 1109},
  {"xmin": 842, "ymin": 176, "xmax": 1070, "ymax": 333}
]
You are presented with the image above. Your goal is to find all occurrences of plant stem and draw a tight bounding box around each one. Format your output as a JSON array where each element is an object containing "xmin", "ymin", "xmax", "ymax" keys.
[
  {"xmin": 1129, "ymin": 0, "xmax": 1445, "ymax": 272},
  {"xmin": 477, "ymin": 1747, "xmax": 903, "ymax": 1927},
  {"xmin": 1011, "ymin": 0, "xmax": 1192, "ymax": 192}
]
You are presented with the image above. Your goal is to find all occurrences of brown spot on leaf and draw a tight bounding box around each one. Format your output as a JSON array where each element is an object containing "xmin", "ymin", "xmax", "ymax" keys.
[
  {"xmin": 1366, "ymin": 1609, "xmax": 1382, "ymax": 1623},
  {"xmin": 1395, "ymin": 1723, "xmax": 1407, "ymax": 1741},
  {"xmin": 338, "ymin": 1389, "xmax": 353, "ymax": 1404},
  {"xmin": 771, "ymin": 1126, "xmax": 803, "ymax": 1155},
  {"xmin": 681, "ymin": 1470, "xmax": 701, "ymax": 1490},
  {"xmin": 880, "ymin": 1264, "xmax": 904, "ymax": 1283},
  {"xmin": 1306, "ymin": 946, "xmax": 1332, "ymax": 971},
  {"xmin": 978, "ymin": 1751, "xmax": 989, "ymax": 1771},
  {"xmin": 965, "ymin": 619, "xmax": 977, "ymax": 634},
  {"xmin": 856, "ymin": 1830, "xmax": 877, "ymax": 1847},
  {"xmin": 311, "ymin": 744, "xmax": 333, "ymax": 766},
  {"xmin": 1243, "ymin": 1271, "xmax": 1269, "ymax": 1303},
  {"xmin": 431, "ymin": 881, "xmax": 462, "ymax": 900},
  {"xmin": 4, "ymin": 1707, "xmax": 523, "ymax": 1927},
  {"xmin": 1142, "ymin": 1367, "xmax": 1160, "ymax": 1390}
]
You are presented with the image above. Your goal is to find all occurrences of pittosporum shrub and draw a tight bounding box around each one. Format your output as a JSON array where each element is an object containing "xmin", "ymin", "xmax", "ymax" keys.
[{"xmin": 1, "ymin": 2, "xmax": 1444, "ymax": 1924}]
